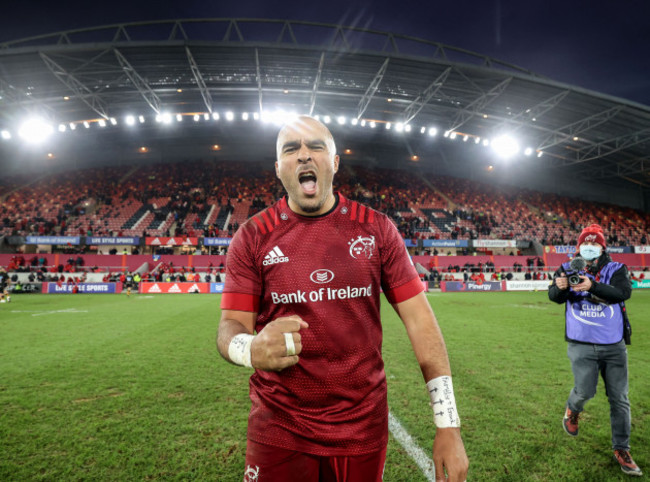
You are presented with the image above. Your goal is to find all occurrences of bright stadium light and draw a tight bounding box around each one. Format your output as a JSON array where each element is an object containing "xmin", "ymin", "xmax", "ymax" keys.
[
  {"xmin": 138, "ymin": 115, "xmax": 145, "ymax": 124},
  {"xmin": 83, "ymin": 121, "xmax": 90, "ymax": 129},
  {"xmin": 323, "ymin": 116, "xmax": 331, "ymax": 124},
  {"xmin": 369, "ymin": 121, "xmax": 376, "ymax": 128},
  {"xmin": 404, "ymin": 124, "xmax": 411, "ymax": 132},
  {"xmin": 225, "ymin": 111, "xmax": 234, "ymax": 121},
  {"xmin": 98, "ymin": 119, "xmax": 107, "ymax": 127},
  {"xmin": 537, "ymin": 151, "xmax": 544, "ymax": 158},
  {"xmin": 395, "ymin": 123, "xmax": 404, "ymax": 132},
  {"xmin": 176, "ymin": 114, "xmax": 183, "ymax": 122},
  {"xmin": 212, "ymin": 112, "xmax": 220, "ymax": 121},
  {"xmin": 193, "ymin": 114, "xmax": 200, "ymax": 122},
  {"xmin": 125, "ymin": 115, "xmax": 136, "ymax": 126},
  {"xmin": 1, "ymin": 130, "xmax": 11, "ymax": 140},
  {"xmin": 449, "ymin": 132, "xmax": 457, "ymax": 140},
  {"xmin": 385, "ymin": 122, "xmax": 391, "ymax": 130},
  {"xmin": 360, "ymin": 119, "xmax": 366, "ymax": 127},
  {"xmin": 242, "ymin": 112, "xmax": 249, "ymax": 121},
  {"xmin": 491, "ymin": 135, "xmax": 520, "ymax": 159},
  {"xmin": 69, "ymin": 122, "xmax": 77, "ymax": 130},
  {"xmin": 483, "ymin": 138, "xmax": 490, "ymax": 146},
  {"xmin": 524, "ymin": 147, "xmax": 533, "ymax": 156},
  {"xmin": 203, "ymin": 113, "xmax": 210, "ymax": 121},
  {"xmin": 18, "ymin": 118, "xmax": 54, "ymax": 144},
  {"xmin": 337, "ymin": 116, "xmax": 346, "ymax": 125},
  {"xmin": 109, "ymin": 118, "xmax": 117, "ymax": 125},
  {"xmin": 58, "ymin": 124, "xmax": 67, "ymax": 132},
  {"xmin": 351, "ymin": 118, "xmax": 358, "ymax": 126},
  {"xmin": 428, "ymin": 127, "xmax": 437, "ymax": 137},
  {"xmin": 253, "ymin": 112, "xmax": 260, "ymax": 120}
]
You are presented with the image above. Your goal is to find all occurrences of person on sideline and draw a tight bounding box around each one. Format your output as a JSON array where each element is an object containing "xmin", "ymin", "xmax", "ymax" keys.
[
  {"xmin": 216, "ymin": 116, "xmax": 468, "ymax": 481},
  {"xmin": 549, "ymin": 224, "xmax": 641, "ymax": 477}
]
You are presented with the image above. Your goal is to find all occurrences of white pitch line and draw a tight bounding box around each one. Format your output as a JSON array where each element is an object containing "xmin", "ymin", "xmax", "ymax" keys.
[{"xmin": 388, "ymin": 410, "xmax": 436, "ymax": 482}]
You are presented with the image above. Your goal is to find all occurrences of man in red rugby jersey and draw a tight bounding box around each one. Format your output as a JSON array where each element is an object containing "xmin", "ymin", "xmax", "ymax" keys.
[{"xmin": 217, "ymin": 116, "xmax": 468, "ymax": 481}]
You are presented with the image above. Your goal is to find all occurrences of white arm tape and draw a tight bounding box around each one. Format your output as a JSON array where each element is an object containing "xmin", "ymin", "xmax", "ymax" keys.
[
  {"xmin": 228, "ymin": 334, "xmax": 255, "ymax": 368},
  {"xmin": 427, "ymin": 375, "xmax": 461, "ymax": 428}
]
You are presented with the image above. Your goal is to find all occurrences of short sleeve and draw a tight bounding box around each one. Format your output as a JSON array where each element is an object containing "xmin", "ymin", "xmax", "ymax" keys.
[
  {"xmin": 378, "ymin": 216, "xmax": 423, "ymax": 304},
  {"xmin": 220, "ymin": 226, "xmax": 261, "ymax": 312}
]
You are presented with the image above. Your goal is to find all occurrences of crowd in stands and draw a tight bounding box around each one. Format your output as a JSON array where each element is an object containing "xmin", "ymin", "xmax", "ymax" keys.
[{"xmin": 1, "ymin": 160, "xmax": 648, "ymax": 248}]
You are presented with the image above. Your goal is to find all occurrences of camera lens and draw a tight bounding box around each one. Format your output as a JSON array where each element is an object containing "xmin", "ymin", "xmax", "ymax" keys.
[{"xmin": 568, "ymin": 274, "xmax": 581, "ymax": 285}]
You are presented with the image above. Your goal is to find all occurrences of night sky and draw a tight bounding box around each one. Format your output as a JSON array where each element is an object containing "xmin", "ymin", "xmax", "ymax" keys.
[{"xmin": 1, "ymin": 0, "xmax": 649, "ymax": 105}]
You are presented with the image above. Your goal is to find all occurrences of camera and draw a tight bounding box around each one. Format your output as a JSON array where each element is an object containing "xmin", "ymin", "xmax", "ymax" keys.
[{"xmin": 566, "ymin": 257, "xmax": 586, "ymax": 286}]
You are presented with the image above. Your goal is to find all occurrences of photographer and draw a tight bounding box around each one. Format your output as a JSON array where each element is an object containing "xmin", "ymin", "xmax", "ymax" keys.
[{"xmin": 548, "ymin": 224, "xmax": 641, "ymax": 477}]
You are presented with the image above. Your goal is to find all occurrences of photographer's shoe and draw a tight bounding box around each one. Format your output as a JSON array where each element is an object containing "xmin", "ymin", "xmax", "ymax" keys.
[
  {"xmin": 563, "ymin": 407, "xmax": 579, "ymax": 436},
  {"xmin": 613, "ymin": 450, "xmax": 642, "ymax": 476}
]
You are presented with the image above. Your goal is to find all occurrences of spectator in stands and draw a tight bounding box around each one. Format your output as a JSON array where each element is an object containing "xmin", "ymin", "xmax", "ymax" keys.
[{"xmin": 548, "ymin": 224, "xmax": 641, "ymax": 476}]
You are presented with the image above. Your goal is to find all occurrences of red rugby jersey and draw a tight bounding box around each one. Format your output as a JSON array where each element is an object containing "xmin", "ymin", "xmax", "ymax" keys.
[{"xmin": 221, "ymin": 193, "xmax": 423, "ymax": 456}]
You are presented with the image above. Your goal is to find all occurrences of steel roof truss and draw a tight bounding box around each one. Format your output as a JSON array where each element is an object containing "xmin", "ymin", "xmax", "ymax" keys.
[
  {"xmin": 39, "ymin": 53, "xmax": 109, "ymax": 119},
  {"xmin": 356, "ymin": 57, "xmax": 390, "ymax": 119},
  {"xmin": 186, "ymin": 46, "xmax": 213, "ymax": 114},
  {"xmin": 309, "ymin": 53, "xmax": 325, "ymax": 116},
  {"xmin": 402, "ymin": 67, "xmax": 451, "ymax": 124},
  {"xmin": 448, "ymin": 77, "xmax": 511, "ymax": 132},
  {"xmin": 113, "ymin": 48, "xmax": 161, "ymax": 114},
  {"xmin": 537, "ymin": 106, "xmax": 622, "ymax": 151}
]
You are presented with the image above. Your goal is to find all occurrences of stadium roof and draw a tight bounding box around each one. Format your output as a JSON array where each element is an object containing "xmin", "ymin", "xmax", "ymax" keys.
[{"xmin": 1, "ymin": 18, "xmax": 649, "ymax": 195}]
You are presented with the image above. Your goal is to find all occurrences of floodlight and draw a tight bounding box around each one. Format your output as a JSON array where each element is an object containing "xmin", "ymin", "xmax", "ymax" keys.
[
  {"xmin": 463, "ymin": 135, "xmax": 469, "ymax": 142},
  {"xmin": 369, "ymin": 121, "xmax": 376, "ymax": 128},
  {"xmin": 58, "ymin": 124, "xmax": 66, "ymax": 132},
  {"xmin": 323, "ymin": 116, "xmax": 331, "ymax": 124},
  {"xmin": 225, "ymin": 111, "xmax": 234, "ymax": 121},
  {"xmin": 193, "ymin": 114, "xmax": 200, "ymax": 122},
  {"xmin": 1, "ymin": 130, "xmax": 11, "ymax": 140},
  {"xmin": 449, "ymin": 132, "xmax": 457, "ymax": 140},
  {"xmin": 395, "ymin": 123, "xmax": 403, "ymax": 132},
  {"xmin": 385, "ymin": 123, "xmax": 391, "ymax": 130},
  {"xmin": 212, "ymin": 112, "xmax": 220, "ymax": 121},
  {"xmin": 360, "ymin": 119, "xmax": 366, "ymax": 127},
  {"xmin": 18, "ymin": 118, "xmax": 54, "ymax": 144},
  {"xmin": 537, "ymin": 151, "xmax": 543, "ymax": 158},
  {"xmin": 98, "ymin": 119, "xmax": 107, "ymax": 127},
  {"xmin": 138, "ymin": 115, "xmax": 145, "ymax": 124},
  {"xmin": 242, "ymin": 112, "xmax": 249, "ymax": 121},
  {"xmin": 474, "ymin": 137, "xmax": 480, "ymax": 144},
  {"xmin": 482, "ymin": 139, "xmax": 490, "ymax": 146},
  {"xmin": 491, "ymin": 135, "xmax": 520, "ymax": 159},
  {"xmin": 109, "ymin": 118, "xmax": 117, "ymax": 125},
  {"xmin": 253, "ymin": 112, "xmax": 260, "ymax": 120},
  {"xmin": 125, "ymin": 115, "xmax": 136, "ymax": 126},
  {"xmin": 83, "ymin": 121, "xmax": 90, "ymax": 129},
  {"xmin": 524, "ymin": 147, "xmax": 533, "ymax": 156},
  {"xmin": 420, "ymin": 127, "xmax": 426, "ymax": 134},
  {"xmin": 69, "ymin": 123, "xmax": 77, "ymax": 130},
  {"xmin": 428, "ymin": 127, "xmax": 437, "ymax": 137},
  {"xmin": 203, "ymin": 113, "xmax": 210, "ymax": 120},
  {"xmin": 405, "ymin": 124, "xmax": 412, "ymax": 132},
  {"xmin": 337, "ymin": 116, "xmax": 346, "ymax": 125},
  {"xmin": 443, "ymin": 131, "xmax": 450, "ymax": 138},
  {"xmin": 176, "ymin": 114, "xmax": 183, "ymax": 122},
  {"xmin": 351, "ymin": 118, "xmax": 358, "ymax": 126}
]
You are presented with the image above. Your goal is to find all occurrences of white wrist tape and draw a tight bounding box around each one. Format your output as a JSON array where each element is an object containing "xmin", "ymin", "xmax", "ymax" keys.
[
  {"xmin": 228, "ymin": 334, "xmax": 254, "ymax": 368},
  {"xmin": 427, "ymin": 376, "xmax": 461, "ymax": 428}
]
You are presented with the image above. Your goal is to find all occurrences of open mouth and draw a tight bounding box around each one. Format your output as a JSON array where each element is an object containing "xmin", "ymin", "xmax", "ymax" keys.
[{"xmin": 298, "ymin": 171, "xmax": 318, "ymax": 195}]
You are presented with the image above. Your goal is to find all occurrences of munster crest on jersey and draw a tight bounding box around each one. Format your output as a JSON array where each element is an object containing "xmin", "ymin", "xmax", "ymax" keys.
[{"xmin": 349, "ymin": 235, "xmax": 376, "ymax": 259}]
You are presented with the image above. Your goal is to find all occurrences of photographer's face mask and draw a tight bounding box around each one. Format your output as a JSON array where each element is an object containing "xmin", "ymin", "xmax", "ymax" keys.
[{"xmin": 579, "ymin": 244, "xmax": 602, "ymax": 260}]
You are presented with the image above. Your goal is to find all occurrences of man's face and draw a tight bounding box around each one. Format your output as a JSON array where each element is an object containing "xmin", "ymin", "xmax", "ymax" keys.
[{"xmin": 275, "ymin": 117, "xmax": 339, "ymax": 216}]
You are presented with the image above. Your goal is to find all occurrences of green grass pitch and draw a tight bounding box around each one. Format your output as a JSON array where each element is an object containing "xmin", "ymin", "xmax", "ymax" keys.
[{"xmin": 1, "ymin": 291, "xmax": 648, "ymax": 480}]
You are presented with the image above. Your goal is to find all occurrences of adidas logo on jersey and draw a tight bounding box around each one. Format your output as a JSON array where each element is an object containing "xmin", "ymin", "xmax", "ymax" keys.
[{"xmin": 263, "ymin": 246, "xmax": 289, "ymax": 266}]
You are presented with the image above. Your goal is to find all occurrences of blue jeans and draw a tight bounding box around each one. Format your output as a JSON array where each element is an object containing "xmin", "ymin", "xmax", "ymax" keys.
[{"xmin": 567, "ymin": 340, "xmax": 631, "ymax": 450}]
